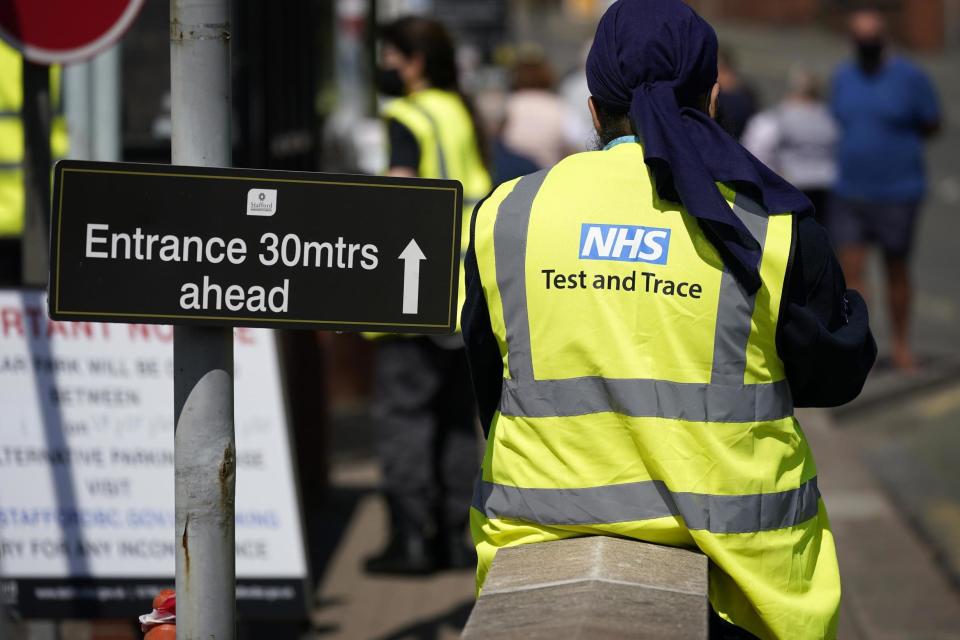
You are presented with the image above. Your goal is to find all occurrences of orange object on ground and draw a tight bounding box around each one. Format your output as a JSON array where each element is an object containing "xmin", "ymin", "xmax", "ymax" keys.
[
  {"xmin": 152, "ymin": 589, "xmax": 175, "ymax": 611},
  {"xmin": 140, "ymin": 588, "xmax": 176, "ymax": 638},
  {"xmin": 144, "ymin": 624, "xmax": 176, "ymax": 640}
]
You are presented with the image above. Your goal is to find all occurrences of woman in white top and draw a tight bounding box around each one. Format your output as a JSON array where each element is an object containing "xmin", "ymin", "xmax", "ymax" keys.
[{"xmin": 742, "ymin": 68, "xmax": 838, "ymax": 224}]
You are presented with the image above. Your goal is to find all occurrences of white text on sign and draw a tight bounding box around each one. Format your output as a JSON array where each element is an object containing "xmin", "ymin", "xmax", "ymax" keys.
[{"xmin": 83, "ymin": 224, "xmax": 387, "ymax": 312}]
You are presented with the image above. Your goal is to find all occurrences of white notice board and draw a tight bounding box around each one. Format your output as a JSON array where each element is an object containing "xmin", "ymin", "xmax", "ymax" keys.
[{"xmin": 0, "ymin": 289, "xmax": 308, "ymax": 618}]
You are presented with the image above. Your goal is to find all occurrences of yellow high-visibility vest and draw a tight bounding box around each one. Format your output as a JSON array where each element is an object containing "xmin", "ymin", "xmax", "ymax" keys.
[
  {"xmin": 0, "ymin": 41, "xmax": 69, "ymax": 238},
  {"xmin": 380, "ymin": 88, "xmax": 491, "ymax": 333},
  {"xmin": 469, "ymin": 142, "xmax": 840, "ymax": 640}
]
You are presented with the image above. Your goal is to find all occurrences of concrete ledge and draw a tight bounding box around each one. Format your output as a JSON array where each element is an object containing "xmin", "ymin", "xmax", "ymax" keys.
[{"xmin": 461, "ymin": 536, "xmax": 708, "ymax": 639}]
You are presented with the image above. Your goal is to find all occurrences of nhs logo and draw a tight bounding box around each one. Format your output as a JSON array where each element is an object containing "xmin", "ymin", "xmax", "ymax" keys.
[{"xmin": 579, "ymin": 223, "xmax": 671, "ymax": 265}]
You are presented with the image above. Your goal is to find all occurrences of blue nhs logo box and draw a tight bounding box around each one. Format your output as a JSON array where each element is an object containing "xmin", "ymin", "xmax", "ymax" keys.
[{"xmin": 579, "ymin": 223, "xmax": 671, "ymax": 265}]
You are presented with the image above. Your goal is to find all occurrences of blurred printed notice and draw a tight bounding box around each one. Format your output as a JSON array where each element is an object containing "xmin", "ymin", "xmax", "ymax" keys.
[{"xmin": 0, "ymin": 290, "xmax": 307, "ymax": 618}]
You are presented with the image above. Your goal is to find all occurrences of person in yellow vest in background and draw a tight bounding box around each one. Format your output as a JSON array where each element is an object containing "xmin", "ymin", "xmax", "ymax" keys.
[
  {"xmin": 462, "ymin": 1, "xmax": 876, "ymax": 639},
  {"xmin": 364, "ymin": 16, "xmax": 491, "ymax": 575},
  {"xmin": 0, "ymin": 40, "xmax": 68, "ymax": 285}
]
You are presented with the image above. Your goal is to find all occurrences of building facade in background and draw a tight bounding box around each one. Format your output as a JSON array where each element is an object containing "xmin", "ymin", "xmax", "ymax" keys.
[
  {"xmin": 687, "ymin": 0, "xmax": 960, "ymax": 51},
  {"xmin": 499, "ymin": 0, "xmax": 960, "ymax": 52}
]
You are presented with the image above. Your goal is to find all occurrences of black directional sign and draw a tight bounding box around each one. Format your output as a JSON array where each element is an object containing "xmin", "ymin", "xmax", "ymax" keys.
[{"xmin": 48, "ymin": 161, "xmax": 463, "ymax": 333}]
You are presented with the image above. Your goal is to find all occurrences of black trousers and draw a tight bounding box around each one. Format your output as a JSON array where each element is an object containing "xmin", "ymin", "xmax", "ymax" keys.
[
  {"xmin": 709, "ymin": 608, "xmax": 760, "ymax": 639},
  {"xmin": 371, "ymin": 338, "xmax": 479, "ymax": 539},
  {"xmin": 0, "ymin": 239, "xmax": 22, "ymax": 286}
]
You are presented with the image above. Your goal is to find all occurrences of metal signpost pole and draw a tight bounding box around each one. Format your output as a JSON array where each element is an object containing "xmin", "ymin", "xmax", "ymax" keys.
[{"xmin": 170, "ymin": 1, "xmax": 236, "ymax": 638}]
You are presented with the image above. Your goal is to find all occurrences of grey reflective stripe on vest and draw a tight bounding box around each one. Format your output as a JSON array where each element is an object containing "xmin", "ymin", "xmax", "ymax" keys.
[
  {"xmin": 473, "ymin": 476, "xmax": 820, "ymax": 533},
  {"xmin": 710, "ymin": 194, "xmax": 771, "ymax": 385},
  {"xmin": 492, "ymin": 173, "xmax": 793, "ymax": 422},
  {"xmin": 407, "ymin": 100, "xmax": 449, "ymax": 180},
  {"xmin": 500, "ymin": 376, "xmax": 792, "ymax": 422},
  {"xmin": 493, "ymin": 170, "xmax": 550, "ymax": 381}
]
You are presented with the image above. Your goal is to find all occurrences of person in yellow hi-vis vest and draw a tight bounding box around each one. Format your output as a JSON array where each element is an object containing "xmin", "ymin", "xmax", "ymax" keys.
[
  {"xmin": 0, "ymin": 40, "xmax": 68, "ymax": 284},
  {"xmin": 364, "ymin": 16, "xmax": 492, "ymax": 575},
  {"xmin": 462, "ymin": 1, "xmax": 876, "ymax": 638}
]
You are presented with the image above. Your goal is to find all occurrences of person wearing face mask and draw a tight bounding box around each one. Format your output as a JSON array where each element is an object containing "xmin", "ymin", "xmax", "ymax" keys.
[
  {"xmin": 462, "ymin": 1, "xmax": 875, "ymax": 637},
  {"xmin": 829, "ymin": 7, "xmax": 941, "ymax": 372},
  {"xmin": 364, "ymin": 16, "xmax": 491, "ymax": 576}
]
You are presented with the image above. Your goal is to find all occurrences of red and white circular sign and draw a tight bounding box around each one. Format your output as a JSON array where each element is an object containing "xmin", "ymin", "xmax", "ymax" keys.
[{"xmin": 0, "ymin": 0, "xmax": 145, "ymax": 65}]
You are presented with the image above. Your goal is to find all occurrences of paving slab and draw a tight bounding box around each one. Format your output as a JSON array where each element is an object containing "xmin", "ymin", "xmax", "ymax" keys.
[{"xmin": 463, "ymin": 537, "xmax": 708, "ymax": 640}]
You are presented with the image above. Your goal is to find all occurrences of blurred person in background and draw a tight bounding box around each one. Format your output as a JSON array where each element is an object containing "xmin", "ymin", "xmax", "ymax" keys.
[
  {"xmin": 474, "ymin": 88, "xmax": 540, "ymax": 186},
  {"xmin": 501, "ymin": 52, "xmax": 572, "ymax": 169},
  {"xmin": 0, "ymin": 41, "xmax": 68, "ymax": 285},
  {"xmin": 559, "ymin": 42, "xmax": 596, "ymax": 153},
  {"xmin": 463, "ymin": 0, "xmax": 875, "ymax": 638},
  {"xmin": 365, "ymin": 16, "xmax": 491, "ymax": 575},
  {"xmin": 742, "ymin": 67, "xmax": 838, "ymax": 225},
  {"xmin": 716, "ymin": 47, "xmax": 758, "ymax": 140},
  {"xmin": 829, "ymin": 7, "xmax": 940, "ymax": 372}
]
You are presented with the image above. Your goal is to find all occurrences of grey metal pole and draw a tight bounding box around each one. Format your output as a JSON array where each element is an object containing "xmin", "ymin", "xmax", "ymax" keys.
[
  {"xmin": 64, "ymin": 61, "xmax": 92, "ymax": 160},
  {"xmin": 91, "ymin": 46, "xmax": 121, "ymax": 162},
  {"xmin": 170, "ymin": 1, "xmax": 235, "ymax": 639}
]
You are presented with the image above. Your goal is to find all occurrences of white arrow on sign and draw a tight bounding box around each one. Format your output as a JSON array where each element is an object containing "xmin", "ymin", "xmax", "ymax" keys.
[{"xmin": 399, "ymin": 239, "xmax": 427, "ymax": 315}]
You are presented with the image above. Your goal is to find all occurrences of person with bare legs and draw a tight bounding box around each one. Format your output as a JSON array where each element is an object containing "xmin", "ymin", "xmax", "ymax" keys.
[{"xmin": 829, "ymin": 7, "xmax": 940, "ymax": 371}]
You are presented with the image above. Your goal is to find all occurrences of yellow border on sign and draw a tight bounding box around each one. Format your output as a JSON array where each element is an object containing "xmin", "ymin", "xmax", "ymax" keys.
[
  {"xmin": 53, "ymin": 167, "xmax": 461, "ymax": 330},
  {"xmin": 62, "ymin": 167, "xmax": 461, "ymax": 192},
  {"xmin": 57, "ymin": 310, "xmax": 451, "ymax": 328},
  {"xmin": 55, "ymin": 171, "xmax": 66, "ymax": 306}
]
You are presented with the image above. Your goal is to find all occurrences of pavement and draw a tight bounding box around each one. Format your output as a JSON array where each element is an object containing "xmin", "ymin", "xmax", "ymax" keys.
[
  {"xmin": 802, "ymin": 408, "xmax": 960, "ymax": 639},
  {"xmin": 308, "ymin": 461, "xmax": 475, "ymax": 640},
  {"xmin": 837, "ymin": 380, "xmax": 960, "ymax": 591}
]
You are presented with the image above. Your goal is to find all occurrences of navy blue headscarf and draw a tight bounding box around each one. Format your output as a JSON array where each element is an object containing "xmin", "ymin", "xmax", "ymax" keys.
[{"xmin": 586, "ymin": 0, "xmax": 812, "ymax": 292}]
